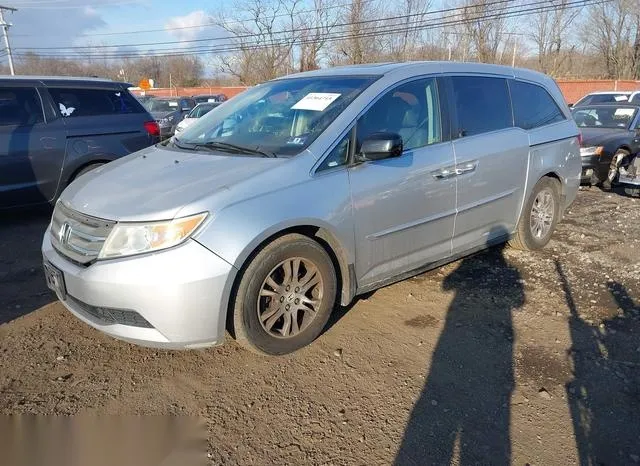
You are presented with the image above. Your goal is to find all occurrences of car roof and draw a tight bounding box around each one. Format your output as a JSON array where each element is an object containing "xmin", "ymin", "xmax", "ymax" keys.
[
  {"xmin": 0, "ymin": 75, "xmax": 130, "ymax": 86},
  {"xmin": 277, "ymin": 61, "xmax": 538, "ymax": 80}
]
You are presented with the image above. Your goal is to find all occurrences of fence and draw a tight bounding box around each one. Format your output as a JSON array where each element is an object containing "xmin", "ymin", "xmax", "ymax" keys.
[{"xmin": 131, "ymin": 80, "xmax": 640, "ymax": 106}]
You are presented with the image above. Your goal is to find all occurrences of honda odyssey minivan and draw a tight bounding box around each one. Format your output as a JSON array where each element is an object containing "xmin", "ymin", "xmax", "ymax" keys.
[{"xmin": 42, "ymin": 62, "xmax": 581, "ymax": 355}]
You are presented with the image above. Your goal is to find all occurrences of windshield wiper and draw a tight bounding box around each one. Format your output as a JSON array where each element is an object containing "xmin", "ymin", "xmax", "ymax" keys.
[
  {"xmin": 194, "ymin": 141, "xmax": 277, "ymax": 158},
  {"xmin": 170, "ymin": 137, "xmax": 194, "ymax": 151}
]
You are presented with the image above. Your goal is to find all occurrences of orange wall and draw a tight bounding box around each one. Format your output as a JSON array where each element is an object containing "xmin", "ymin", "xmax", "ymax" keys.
[
  {"xmin": 132, "ymin": 80, "xmax": 640, "ymax": 105},
  {"xmin": 132, "ymin": 86, "xmax": 248, "ymax": 99}
]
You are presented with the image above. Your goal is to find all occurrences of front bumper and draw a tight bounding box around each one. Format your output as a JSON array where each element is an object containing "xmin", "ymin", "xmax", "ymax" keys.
[
  {"xmin": 580, "ymin": 154, "xmax": 607, "ymax": 184},
  {"xmin": 42, "ymin": 233, "xmax": 236, "ymax": 349}
]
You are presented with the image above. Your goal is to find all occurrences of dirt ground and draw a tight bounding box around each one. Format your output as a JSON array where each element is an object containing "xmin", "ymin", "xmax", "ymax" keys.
[{"xmin": 1, "ymin": 188, "xmax": 639, "ymax": 465}]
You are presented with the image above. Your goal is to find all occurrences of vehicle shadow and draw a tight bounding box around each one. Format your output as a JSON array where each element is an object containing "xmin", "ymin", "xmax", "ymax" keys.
[
  {"xmin": 395, "ymin": 227, "xmax": 523, "ymax": 465},
  {"xmin": 556, "ymin": 260, "xmax": 640, "ymax": 465},
  {"xmin": 0, "ymin": 206, "xmax": 54, "ymax": 324}
]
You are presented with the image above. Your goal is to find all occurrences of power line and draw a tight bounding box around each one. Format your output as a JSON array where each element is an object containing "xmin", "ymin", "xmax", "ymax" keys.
[
  {"xmin": 13, "ymin": 0, "xmax": 603, "ymax": 61},
  {"xmin": 17, "ymin": 0, "xmax": 520, "ymax": 50},
  {"xmin": 12, "ymin": 0, "xmax": 376, "ymax": 37}
]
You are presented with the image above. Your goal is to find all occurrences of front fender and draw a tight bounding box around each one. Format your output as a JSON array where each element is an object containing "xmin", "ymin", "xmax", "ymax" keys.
[{"xmin": 193, "ymin": 169, "xmax": 355, "ymax": 308}]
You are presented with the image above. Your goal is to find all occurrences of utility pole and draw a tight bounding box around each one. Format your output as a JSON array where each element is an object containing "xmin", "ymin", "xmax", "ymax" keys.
[{"xmin": 0, "ymin": 5, "xmax": 16, "ymax": 75}]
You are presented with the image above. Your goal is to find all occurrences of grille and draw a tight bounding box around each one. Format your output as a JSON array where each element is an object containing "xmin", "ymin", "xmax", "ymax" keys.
[
  {"xmin": 67, "ymin": 295, "xmax": 153, "ymax": 328},
  {"xmin": 50, "ymin": 202, "xmax": 115, "ymax": 265}
]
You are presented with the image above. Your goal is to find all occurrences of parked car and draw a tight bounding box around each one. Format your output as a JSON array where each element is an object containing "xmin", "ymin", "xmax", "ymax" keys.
[
  {"xmin": 572, "ymin": 91, "xmax": 640, "ymax": 107},
  {"xmin": 134, "ymin": 94, "xmax": 155, "ymax": 105},
  {"xmin": 0, "ymin": 76, "xmax": 159, "ymax": 209},
  {"xmin": 175, "ymin": 102, "xmax": 221, "ymax": 134},
  {"xmin": 144, "ymin": 96, "xmax": 195, "ymax": 138},
  {"xmin": 572, "ymin": 104, "xmax": 640, "ymax": 185},
  {"xmin": 618, "ymin": 154, "xmax": 640, "ymax": 196},
  {"xmin": 192, "ymin": 93, "xmax": 226, "ymax": 104},
  {"xmin": 42, "ymin": 62, "xmax": 580, "ymax": 355}
]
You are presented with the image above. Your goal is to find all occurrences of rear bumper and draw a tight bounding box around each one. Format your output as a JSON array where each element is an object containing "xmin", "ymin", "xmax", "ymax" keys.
[{"xmin": 42, "ymin": 233, "xmax": 236, "ymax": 349}]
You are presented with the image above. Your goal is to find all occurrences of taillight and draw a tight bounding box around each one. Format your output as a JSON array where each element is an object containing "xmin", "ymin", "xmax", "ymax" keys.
[
  {"xmin": 577, "ymin": 132, "xmax": 583, "ymax": 146},
  {"xmin": 144, "ymin": 121, "xmax": 160, "ymax": 137}
]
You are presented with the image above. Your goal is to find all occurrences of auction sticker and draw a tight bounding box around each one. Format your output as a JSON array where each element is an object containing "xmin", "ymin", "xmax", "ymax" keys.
[{"xmin": 292, "ymin": 93, "xmax": 341, "ymax": 111}]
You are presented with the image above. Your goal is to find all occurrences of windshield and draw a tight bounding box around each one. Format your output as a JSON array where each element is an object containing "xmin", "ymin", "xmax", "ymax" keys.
[
  {"xmin": 146, "ymin": 99, "xmax": 179, "ymax": 113},
  {"xmin": 572, "ymin": 106, "xmax": 637, "ymax": 129},
  {"xmin": 177, "ymin": 76, "xmax": 378, "ymax": 156},
  {"xmin": 188, "ymin": 103, "xmax": 218, "ymax": 118}
]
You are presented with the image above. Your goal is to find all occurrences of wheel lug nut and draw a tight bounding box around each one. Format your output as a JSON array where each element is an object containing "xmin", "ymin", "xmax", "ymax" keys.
[
  {"xmin": 279, "ymin": 296, "xmax": 284, "ymax": 302},
  {"xmin": 286, "ymin": 286, "xmax": 290, "ymax": 291},
  {"xmin": 295, "ymin": 298, "xmax": 300, "ymax": 304},
  {"xmin": 295, "ymin": 287, "xmax": 300, "ymax": 292},
  {"xmin": 286, "ymin": 304, "xmax": 290, "ymax": 310}
]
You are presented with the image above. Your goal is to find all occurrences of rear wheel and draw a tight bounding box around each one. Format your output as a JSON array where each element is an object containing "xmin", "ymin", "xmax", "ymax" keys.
[
  {"xmin": 509, "ymin": 177, "xmax": 561, "ymax": 251},
  {"xmin": 231, "ymin": 234, "xmax": 337, "ymax": 355}
]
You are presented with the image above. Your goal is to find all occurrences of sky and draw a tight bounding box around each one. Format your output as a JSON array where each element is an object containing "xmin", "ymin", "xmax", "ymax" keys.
[{"xmin": 5, "ymin": 0, "xmax": 230, "ymax": 68}]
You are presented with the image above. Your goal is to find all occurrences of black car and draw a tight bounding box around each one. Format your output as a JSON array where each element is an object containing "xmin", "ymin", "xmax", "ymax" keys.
[
  {"xmin": 144, "ymin": 96, "xmax": 195, "ymax": 138},
  {"xmin": 0, "ymin": 76, "xmax": 159, "ymax": 209},
  {"xmin": 572, "ymin": 104, "xmax": 640, "ymax": 185},
  {"xmin": 192, "ymin": 93, "xmax": 226, "ymax": 104}
]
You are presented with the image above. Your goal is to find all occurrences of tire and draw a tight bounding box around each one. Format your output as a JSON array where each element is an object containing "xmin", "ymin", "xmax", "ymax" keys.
[
  {"xmin": 71, "ymin": 163, "xmax": 105, "ymax": 183},
  {"xmin": 509, "ymin": 177, "xmax": 561, "ymax": 251},
  {"xmin": 231, "ymin": 233, "xmax": 337, "ymax": 355},
  {"xmin": 610, "ymin": 149, "xmax": 631, "ymax": 185}
]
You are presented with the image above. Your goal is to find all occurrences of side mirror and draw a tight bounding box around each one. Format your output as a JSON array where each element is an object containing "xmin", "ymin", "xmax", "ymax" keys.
[{"xmin": 358, "ymin": 132, "xmax": 403, "ymax": 162}]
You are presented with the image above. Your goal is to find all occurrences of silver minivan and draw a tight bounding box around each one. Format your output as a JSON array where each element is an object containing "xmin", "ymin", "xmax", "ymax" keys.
[{"xmin": 42, "ymin": 62, "xmax": 581, "ymax": 355}]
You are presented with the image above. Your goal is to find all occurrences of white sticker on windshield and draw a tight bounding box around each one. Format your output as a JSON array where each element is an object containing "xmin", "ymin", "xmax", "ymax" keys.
[
  {"xmin": 208, "ymin": 98, "xmax": 217, "ymax": 102},
  {"xmin": 169, "ymin": 102, "xmax": 178, "ymax": 107},
  {"xmin": 614, "ymin": 108, "xmax": 635, "ymax": 116},
  {"xmin": 292, "ymin": 93, "xmax": 341, "ymax": 111},
  {"xmin": 614, "ymin": 95, "xmax": 629, "ymax": 101}
]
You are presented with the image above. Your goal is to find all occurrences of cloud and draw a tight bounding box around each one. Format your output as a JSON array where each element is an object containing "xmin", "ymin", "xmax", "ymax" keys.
[
  {"xmin": 165, "ymin": 10, "xmax": 210, "ymax": 43},
  {"xmin": 8, "ymin": 0, "xmax": 146, "ymax": 53}
]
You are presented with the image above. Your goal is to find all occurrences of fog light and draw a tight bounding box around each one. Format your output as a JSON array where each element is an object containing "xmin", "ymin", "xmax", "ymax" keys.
[{"xmin": 585, "ymin": 169, "xmax": 593, "ymax": 177}]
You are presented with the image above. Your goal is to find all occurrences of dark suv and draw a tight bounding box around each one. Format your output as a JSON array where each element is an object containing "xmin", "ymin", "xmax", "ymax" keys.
[{"xmin": 0, "ymin": 76, "xmax": 159, "ymax": 209}]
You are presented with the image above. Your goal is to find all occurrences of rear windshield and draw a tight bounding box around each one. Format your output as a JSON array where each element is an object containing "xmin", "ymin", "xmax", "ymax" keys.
[
  {"xmin": 47, "ymin": 87, "xmax": 144, "ymax": 117},
  {"xmin": 146, "ymin": 99, "xmax": 180, "ymax": 112}
]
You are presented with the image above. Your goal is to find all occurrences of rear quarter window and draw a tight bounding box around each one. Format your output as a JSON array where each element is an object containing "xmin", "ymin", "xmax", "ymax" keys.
[
  {"xmin": 47, "ymin": 87, "xmax": 144, "ymax": 118},
  {"xmin": 510, "ymin": 80, "xmax": 566, "ymax": 130},
  {"xmin": 0, "ymin": 87, "xmax": 44, "ymax": 126}
]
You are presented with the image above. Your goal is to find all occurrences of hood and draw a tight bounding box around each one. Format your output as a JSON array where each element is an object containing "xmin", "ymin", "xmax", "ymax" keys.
[
  {"xmin": 60, "ymin": 146, "xmax": 287, "ymax": 222},
  {"xmin": 580, "ymin": 127, "xmax": 630, "ymax": 147}
]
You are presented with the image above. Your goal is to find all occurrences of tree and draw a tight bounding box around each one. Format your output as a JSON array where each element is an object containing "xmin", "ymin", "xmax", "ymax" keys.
[
  {"xmin": 215, "ymin": 0, "xmax": 303, "ymax": 85},
  {"xmin": 529, "ymin": 0, "xmax": 581, "ymax": 75},
  {"xmin": 459, "ymin": 0, "xmax": 505, "ymax": 63},
  {"xmin": 582, "ymin": 0, "xmax": 637, "ymax": 79}
]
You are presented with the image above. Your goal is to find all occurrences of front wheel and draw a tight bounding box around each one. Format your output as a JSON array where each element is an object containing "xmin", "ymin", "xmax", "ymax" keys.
[
  {"xmin": 231, "ymin": 234, "xmax": 337, "ymax": 355},
  {"xmin": 509, "ymin": 177, "xmax": 561, "ymax": 250}
]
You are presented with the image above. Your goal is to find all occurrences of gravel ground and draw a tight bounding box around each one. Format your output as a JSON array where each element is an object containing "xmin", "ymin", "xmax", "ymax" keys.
[{"xmin": 0, "ymin": 188, "xmax": 639, "ymax": 465}]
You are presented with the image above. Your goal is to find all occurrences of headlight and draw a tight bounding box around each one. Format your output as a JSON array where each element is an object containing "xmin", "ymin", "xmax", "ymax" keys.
[
  {"xmin": 98, "ymin": 212, "xmax": 208, "ymax": 259},
  {"xmin": 580, "ymin": 146, "xmax": 604, "ymax": 156}
]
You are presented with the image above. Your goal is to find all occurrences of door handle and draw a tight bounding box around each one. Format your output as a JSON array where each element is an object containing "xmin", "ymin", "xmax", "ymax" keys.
[
  {"xmin": 455, "ymin": 161, "xmax": 477, "ymax": 175},
  {"xmin": 432, "ymin": 168, "xmax": 457, "ymax": 180}
]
